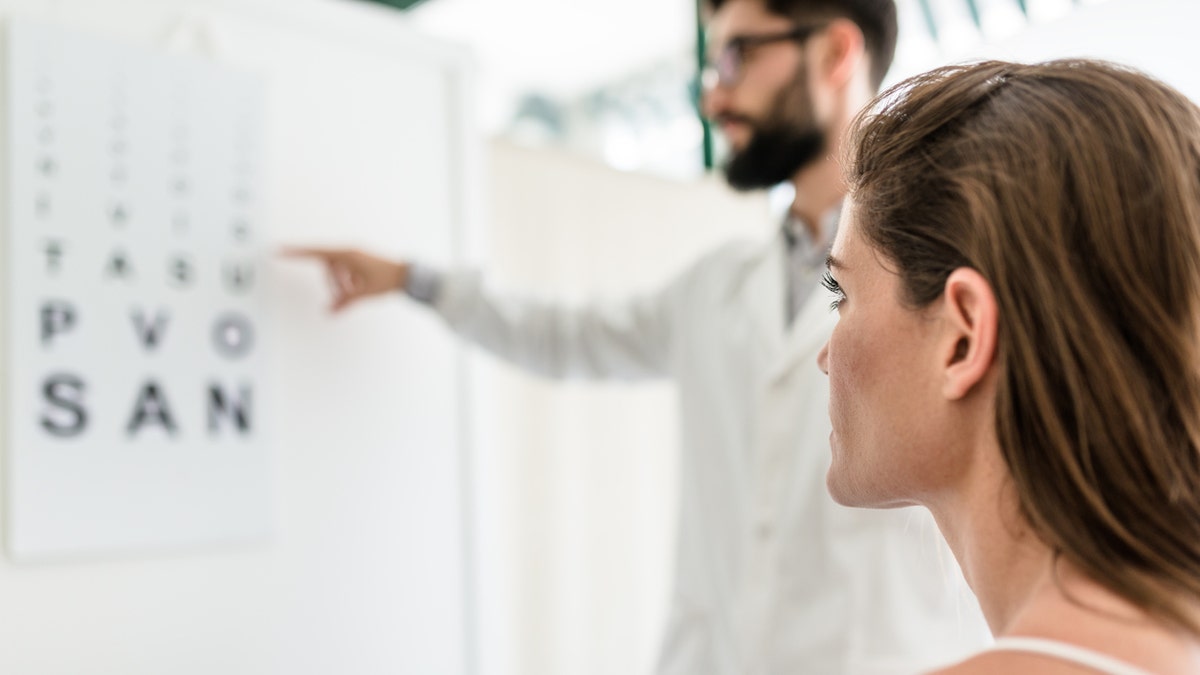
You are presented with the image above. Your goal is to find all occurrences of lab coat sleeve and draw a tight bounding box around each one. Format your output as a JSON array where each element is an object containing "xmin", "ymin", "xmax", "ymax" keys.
[{"xmin": 426, "ymin": 266, "xmax": 682, "ymax": 381}]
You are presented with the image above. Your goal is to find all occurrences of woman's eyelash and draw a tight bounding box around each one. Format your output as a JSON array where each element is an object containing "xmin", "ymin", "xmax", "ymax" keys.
[{"xmin": 820, "ymin": 271, "xmax": 845, "ymax": 311}]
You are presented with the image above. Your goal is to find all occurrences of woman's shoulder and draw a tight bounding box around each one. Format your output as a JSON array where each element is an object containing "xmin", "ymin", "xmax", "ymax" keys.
[
  {"xmin": 926, "ymin": 635, "xmax": 1162, "ymax": 675},
  {"xmin": 929, "ymin": 651, "xmax": 1106, "ymax": 675}
]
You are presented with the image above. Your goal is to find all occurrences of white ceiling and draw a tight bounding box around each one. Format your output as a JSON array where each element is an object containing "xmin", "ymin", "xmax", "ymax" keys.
[
  {"xmin": 406, "ymin": 0, "xmax": 695, "ymax": 129},
  {"xmin": 400, "ymin": 0, "xmax": 1115, "ymax": 133},
  {"xmin": 409, "ymin": 0, "xmax": 694, "ymax": 96}
]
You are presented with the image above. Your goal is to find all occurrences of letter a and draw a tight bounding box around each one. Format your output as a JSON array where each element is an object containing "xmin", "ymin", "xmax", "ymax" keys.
[{"xmin": 126, "ymin": 381, "xmax": 179, "ymax": 437}]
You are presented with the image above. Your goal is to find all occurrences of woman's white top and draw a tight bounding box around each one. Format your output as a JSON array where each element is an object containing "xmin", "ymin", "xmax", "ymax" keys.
[{"xmin": 985, "ymin": 637, "xmax": 1154, "ymax": 675}]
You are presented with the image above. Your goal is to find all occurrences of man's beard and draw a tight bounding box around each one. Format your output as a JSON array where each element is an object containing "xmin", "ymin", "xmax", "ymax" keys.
[
  {"xmin": 723, "ymin": 124, "xmax": 825, "ymax": 191},
  {"xmin": 721, "ymin": 73, "xmax": 826, "ymax": 191}
]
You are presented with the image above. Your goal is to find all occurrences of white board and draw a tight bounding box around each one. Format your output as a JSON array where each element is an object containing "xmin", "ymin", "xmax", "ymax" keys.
[
  {"xmin": 0, "ymin": 3, "xmax": 478, "ymax": 672},
  {"xmin": 5, "ymin": 18, "xmax": 269, "ymax": 560}
]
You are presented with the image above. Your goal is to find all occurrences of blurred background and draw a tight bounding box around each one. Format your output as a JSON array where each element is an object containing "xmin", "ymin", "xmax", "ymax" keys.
[
  {"xmin": 406, "ymin": 0, "xmax": 1198, "ymax": 179},
  {"xmin": 406, "ymin": 1, "xmax": 1199, "ymax": 674},
  {"xmin": 0, "ymin": 1, "xmax": 1195, "ymax": 674}
]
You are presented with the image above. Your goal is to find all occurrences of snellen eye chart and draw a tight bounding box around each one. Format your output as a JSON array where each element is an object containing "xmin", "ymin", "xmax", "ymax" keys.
[{"xmin": 5, "ymin": 19, "xmax": 270, "ymax": 560}]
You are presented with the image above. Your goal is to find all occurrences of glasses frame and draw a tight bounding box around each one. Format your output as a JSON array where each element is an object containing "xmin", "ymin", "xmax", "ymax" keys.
[{"xmin": 701, "ymin": 24, "xmax": 827, "ymax": 90}]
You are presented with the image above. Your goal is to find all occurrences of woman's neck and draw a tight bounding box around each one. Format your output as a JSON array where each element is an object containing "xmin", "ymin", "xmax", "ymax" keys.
[
  {"xmin": 928, "ymin": 461, "xmax": 1052, "ymax": 636},
  {"xmin": 927, "ymin": 450, "xmax": 1200, "ymax": 672}
]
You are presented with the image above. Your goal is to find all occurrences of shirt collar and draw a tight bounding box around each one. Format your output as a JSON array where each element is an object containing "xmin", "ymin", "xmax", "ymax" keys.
[{"xmin": 782, "ymin": 206, "xmax": 840, "ymax": 258}]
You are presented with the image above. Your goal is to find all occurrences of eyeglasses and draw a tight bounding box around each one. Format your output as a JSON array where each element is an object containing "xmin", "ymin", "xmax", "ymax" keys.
[{"xmin": 701, "ymin": 25, "xmax": 827, "ymax": 90}]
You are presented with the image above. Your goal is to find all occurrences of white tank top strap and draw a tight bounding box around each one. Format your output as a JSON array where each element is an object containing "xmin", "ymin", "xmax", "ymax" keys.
[{"xmin": 985, "ymin": 636, "xmax": 1154, "ymax": 675}]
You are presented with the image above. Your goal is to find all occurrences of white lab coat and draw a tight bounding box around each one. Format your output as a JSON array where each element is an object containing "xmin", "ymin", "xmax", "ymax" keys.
[{"xmin": 431, "ymin": 232, "xmax": 990, "ymax": 674}]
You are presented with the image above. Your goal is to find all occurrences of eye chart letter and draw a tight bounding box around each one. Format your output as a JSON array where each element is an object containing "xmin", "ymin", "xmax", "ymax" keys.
[{"xmin": 5, "ymin": 20, "xmax": 270, "ymax": 560}]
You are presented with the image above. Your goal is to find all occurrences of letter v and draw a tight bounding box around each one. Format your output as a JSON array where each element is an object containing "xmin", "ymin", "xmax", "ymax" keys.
[{"xmin": 131, "ymin": 308, "xmax": 171, "ymax": 350}]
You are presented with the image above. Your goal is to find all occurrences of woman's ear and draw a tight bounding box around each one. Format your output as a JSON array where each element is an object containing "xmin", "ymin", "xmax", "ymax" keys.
[
  {"xmin": 939, "ymin": 267, "xmax": 998, "ymax": 400},
  {"xmin": 817, "ymin": 18, "xmax": 865, "ymax": 89}
]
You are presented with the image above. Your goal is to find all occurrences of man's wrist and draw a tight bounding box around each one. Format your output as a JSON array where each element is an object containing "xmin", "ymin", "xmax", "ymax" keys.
[{"xmin": 402, "ymin": 262, "xmax": 443, "ymax": 305}]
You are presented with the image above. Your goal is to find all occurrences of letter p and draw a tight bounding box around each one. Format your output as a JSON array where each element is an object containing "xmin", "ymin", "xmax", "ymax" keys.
[{"xmin": 41, "ymin": 301, "xmax": 77, "ymax": 346}]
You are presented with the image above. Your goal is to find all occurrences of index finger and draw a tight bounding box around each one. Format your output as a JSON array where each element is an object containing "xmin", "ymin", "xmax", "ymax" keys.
[{"xmin": 278, "ymin": 246, "xmax": 347, "ymax": 262}]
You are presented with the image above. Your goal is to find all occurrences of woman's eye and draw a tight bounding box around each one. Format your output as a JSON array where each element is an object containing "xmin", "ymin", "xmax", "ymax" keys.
[{"xmin": 820, "ymin": 271, "xmax": 845, "ymax": 311}]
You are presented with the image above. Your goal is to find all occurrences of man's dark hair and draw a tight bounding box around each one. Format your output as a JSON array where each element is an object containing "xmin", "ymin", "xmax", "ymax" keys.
[{"xmin": 708, "ymin": 0, "xmax": 898, "ymax": 90}]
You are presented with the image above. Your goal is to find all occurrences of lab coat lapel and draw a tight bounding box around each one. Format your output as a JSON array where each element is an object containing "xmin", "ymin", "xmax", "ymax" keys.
[
  {"xmin": 768, "ymin": 278, "xmax": 838, "ymax": 383},
  {"xmin": 735, "ymin": 233, "xmax": 789, "ymax": 360}
]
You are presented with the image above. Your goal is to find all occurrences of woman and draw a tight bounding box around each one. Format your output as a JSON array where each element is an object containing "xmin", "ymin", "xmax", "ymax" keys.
[{"xmin": 817, "ymin": 59, "xmax": 1200, "ymax": 674}]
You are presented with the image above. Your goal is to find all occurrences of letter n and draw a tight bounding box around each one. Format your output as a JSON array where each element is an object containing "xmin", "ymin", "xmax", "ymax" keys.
[{"xmin": 208, "ymin": 383, "xmax": 252, "ymax": 435}]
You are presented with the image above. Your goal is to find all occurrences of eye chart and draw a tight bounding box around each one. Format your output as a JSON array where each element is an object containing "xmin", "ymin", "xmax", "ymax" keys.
[{"xmin": 5, "ymin": 19, "xmax": 269, "ymax": 560}]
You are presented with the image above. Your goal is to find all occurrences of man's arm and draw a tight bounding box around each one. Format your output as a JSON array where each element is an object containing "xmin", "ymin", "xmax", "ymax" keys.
[{"xmin": 282, "ymin": 247, "xmax": 680, "ymax": 381}]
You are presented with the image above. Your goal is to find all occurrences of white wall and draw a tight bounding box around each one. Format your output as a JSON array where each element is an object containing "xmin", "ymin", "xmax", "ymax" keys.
[
  {"xmin": 473, "ymin": 140, "xmax": 770, "ymax": 675},
  {"xmin": 0, "ymin": 1, "xmax": 476, "ymax": 673},
  {"xmin": 992, "ymin": 0, "xmax": 1200, "ymax": 100},
  {"xmin": 895, "ymin": 0, "xmax": 1200, "ymax": 99}
]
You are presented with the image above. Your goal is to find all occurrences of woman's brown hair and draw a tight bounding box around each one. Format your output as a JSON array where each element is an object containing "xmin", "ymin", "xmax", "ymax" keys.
[{"xmin": 846, "ymin": 59, "xmax": 1200, "ymax": 634}]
